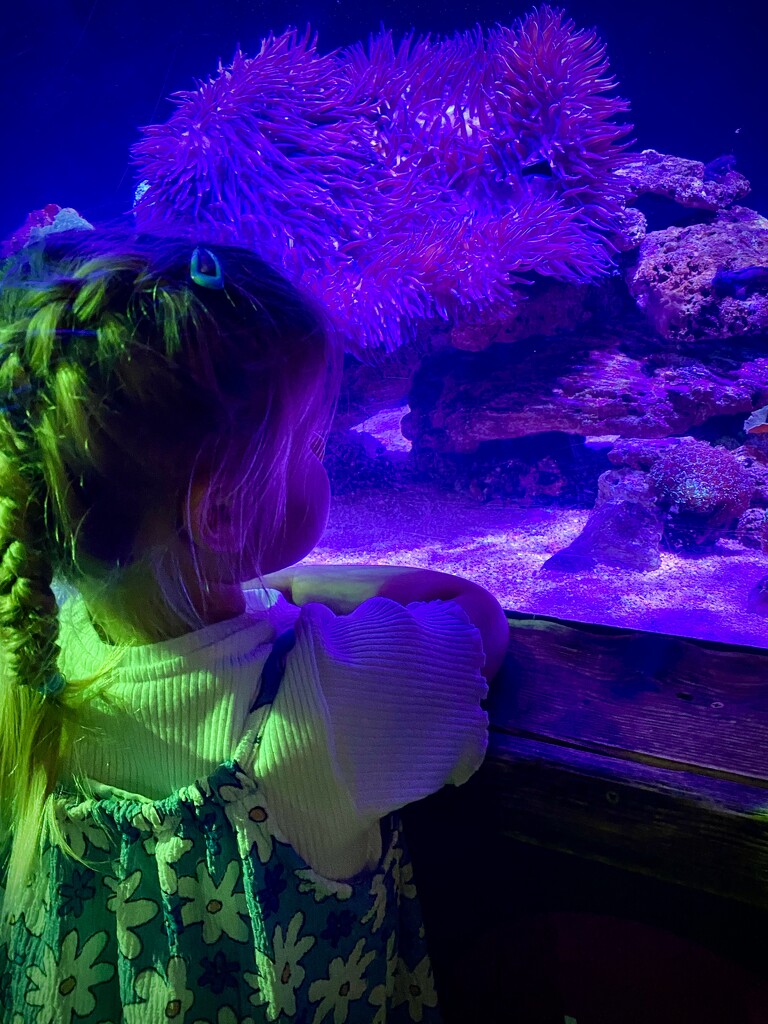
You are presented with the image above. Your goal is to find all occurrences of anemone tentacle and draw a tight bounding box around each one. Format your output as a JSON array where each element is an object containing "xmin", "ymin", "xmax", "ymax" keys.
[{"xmin": 132, "ymin": 7, "xmax": 633, "ymax": 353}]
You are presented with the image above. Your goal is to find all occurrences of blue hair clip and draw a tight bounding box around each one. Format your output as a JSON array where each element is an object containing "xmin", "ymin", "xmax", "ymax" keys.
[
  {"xmin": 38, "ymin": 672, "xmax": 66, "ymax": 699},
  {"xmin": 190, "ymin": 247, "xmax": 225, "ymax": 290}
]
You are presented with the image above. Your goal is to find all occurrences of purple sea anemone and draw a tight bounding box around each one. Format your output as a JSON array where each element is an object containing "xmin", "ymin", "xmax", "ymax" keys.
[{"xmin": 132, "ymin": 8, "xmax": 633, "ymax": 353}]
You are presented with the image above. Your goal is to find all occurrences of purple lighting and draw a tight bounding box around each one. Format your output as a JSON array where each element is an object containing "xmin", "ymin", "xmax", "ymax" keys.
[{"xmin": 132, "ymin": 8, "xmax": 633, "ymax": 354}]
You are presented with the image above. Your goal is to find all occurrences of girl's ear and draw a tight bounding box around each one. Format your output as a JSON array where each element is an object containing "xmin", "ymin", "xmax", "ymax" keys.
[{"xmin": 181, "ymin": 479, "xmax": 240, "ymax": 555}]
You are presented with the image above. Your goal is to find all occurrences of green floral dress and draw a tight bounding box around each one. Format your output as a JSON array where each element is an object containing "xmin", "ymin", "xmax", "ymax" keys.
[{"xmin": 0, "ymin": 629, "xmax": 441, "ymax": 1024}]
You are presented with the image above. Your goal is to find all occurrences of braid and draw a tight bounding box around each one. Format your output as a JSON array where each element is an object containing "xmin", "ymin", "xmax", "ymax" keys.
[
  {"xmin": 0, "ymin": 266, "xmax": 101, "ymax": 698},
  {"xmin": 0, "ymin": 226, "xmax": 343, "ymax": 915},
  {"xmin": 0, "ymin": 397, "xmax": 60, "ymax": 699},
  {"xmin": 0, "ymin": 250, "xmax": 136, "ymax": 914}
]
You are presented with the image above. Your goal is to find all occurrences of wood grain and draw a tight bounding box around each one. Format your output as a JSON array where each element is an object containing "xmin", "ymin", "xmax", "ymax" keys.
[{"xmin": 485, "ymin": 613, "xmax": 768, "ymax": 905}]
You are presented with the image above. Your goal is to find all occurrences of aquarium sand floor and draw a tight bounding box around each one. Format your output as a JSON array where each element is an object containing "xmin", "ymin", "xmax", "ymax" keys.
[{"xmin": 309, "ymin": 482, "xmax": 768, "ymax": 650}]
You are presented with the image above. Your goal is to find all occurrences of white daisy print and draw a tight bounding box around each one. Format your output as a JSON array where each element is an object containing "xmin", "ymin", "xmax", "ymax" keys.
[
  {"xmin": 392, "ymin": 955, "xmax": 438, "ymax": 1023},
  {"xmin": 178, "ymin": 859, "xmax": 249, "ymax": 944},
  {"xmin": 53, "ymin": 800, "xmax": 111, "ymax": 859},
  {"xmin": 245, "ymin": 910, "xmax": 316, "ymax": 1019},
  {"xmin": 362, "ymin": 841, "xmax": 416, "ymax": 935},
  {"xmin": 218, "ymin": 777, "xmax": 279, "ymax": 864},
  {"xmin": 308, "ymin": 937, "xmax": 376, "ymax": 1024},
  {"xmin": 132, "ymin": 808, "xmax": 184, "ymax": 860},
  {"xmin": 368, "ymin": 932, "xmax": 397, "ymax": 1024},
  {"xmin": 124, "ymin": 955, "xmax": 194, "ymax": 1023},
  {"xmin": 397, "ymin": 859, "xmax": 416, "ymax": 901},
  {"xmin": 103, "ymin": 868, "xmax": 159, "ymax": 959},
  {"xmin": 361, "ymin": 874, "xmax": 387, "ymax": 934},
  {"xmin": 384, "ymin": 841, "xmax": 416, "ymax": 901},
  {"xmin": 295, "ymin": 869, "xmax": 353, "ymax": 903},
  {"xmin": 25, "ymin": 928, "xmax": 114, "ymax": 1021}
]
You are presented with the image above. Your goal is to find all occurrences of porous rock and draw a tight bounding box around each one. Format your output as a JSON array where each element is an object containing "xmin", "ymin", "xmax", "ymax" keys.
[
  {"xmin": 616, "ymin": 149, "xmax": 752, "ymax": 211},
  {"xmin": 625, "ymin": 206, "xmax": 768, "ymax": 342},
  {"xmin": 542, "ymin": 499, "xmax": 663, "ymax": 572},
  {"xmin": 737, "ymin": 508, "xmax": 768, "ymax": 551},
  {"xmin": 404, "ymin": 326, "xmax": 768, "ymax": 455},
  {"xmin": 448, "ymin": 278, "xmax": 627, "ymax": 352},
  {"xmin": 610, "ymin": 206, "xmax": 649, "ymax": 252},
  {"xmin": 595, "ymin": 466, "xmax": 656, "ymax": 507}
]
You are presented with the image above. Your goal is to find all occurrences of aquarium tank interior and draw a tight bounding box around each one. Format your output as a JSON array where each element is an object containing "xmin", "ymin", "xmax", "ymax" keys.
[{"xmin": 2, "ymin": 0, "xmax": 767, "ymax": 647}]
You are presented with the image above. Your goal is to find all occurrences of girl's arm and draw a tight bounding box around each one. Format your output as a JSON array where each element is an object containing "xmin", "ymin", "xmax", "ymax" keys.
[{"xmin": 258, "ymin": 564, "xmax": 509, "ymax": 684}]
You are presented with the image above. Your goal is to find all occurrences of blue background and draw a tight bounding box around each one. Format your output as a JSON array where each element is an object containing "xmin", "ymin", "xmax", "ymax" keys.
[{"xmin": 1, "ymin": 0, "xmax": 766, "ymax": 239}]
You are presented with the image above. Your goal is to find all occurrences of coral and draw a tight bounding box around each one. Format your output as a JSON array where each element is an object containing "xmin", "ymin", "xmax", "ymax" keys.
[
  {"xmin": 131, "ymin": 8, "xmax": 632, "ymax": 353},
  {"xmin": 467, "ymin": 452, "xmax": 569, "ymax": 504},
  {"xmin": 0, "ymin": 205, "xmax": 93, "ymax": 259},
  {"xmin": 625, "ymin": 206, "xmax": 768, "ymax": 342},
  {"xmin": 407, "ymin": 432, "xmax": 603, "ymax": 505},
  {"xmin": 649, "ymin": 441, "xmax": 753, "ymax": 550}
]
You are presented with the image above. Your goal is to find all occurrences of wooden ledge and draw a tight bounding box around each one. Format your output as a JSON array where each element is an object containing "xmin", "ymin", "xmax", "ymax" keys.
[{"xmin": 481, "ymin": 613, "xmax": 768, "ymax": 908}]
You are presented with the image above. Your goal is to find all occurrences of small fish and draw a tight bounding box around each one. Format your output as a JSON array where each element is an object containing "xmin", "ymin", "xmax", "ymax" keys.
[
  {"xmin": 703, "ymin": 153, "xmax": 737, "ymax": 182},
  {"xmin": 713, "ymin": 265, "xmax": 768, "ymax": 299},
  {"xmin": 744, "ymin": 404, "xmax": 768, "ymax": 434}
]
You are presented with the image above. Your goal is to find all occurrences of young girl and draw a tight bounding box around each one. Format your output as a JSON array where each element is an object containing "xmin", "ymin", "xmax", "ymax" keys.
[{"xmin": 0, "ymin": 225, "xmax": 509, "ymax": 1023}]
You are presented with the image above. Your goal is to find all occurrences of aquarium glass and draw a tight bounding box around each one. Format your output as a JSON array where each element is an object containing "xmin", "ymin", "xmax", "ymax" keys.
[{"xmin": 2, "ymin": 0, "xmax": 766, "ymax": 646}]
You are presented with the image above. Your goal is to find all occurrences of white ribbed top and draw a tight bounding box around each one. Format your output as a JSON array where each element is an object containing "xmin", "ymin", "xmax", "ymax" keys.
[{"xmin": 57, "ymin": 587, "xmax": 489, "ymax": 879}]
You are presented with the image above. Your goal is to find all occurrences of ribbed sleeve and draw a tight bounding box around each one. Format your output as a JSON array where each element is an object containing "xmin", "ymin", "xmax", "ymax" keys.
[
  {"xmin": 254, "ymin": 596, "xmax": 488, "ymax": 877},
  {"xmin": 307, "ymin": 596, "xmax": 488, "ymax": 805},
  {"xmin": 57, "ymin": 588, "xmax": 489, "ymax": 879}
]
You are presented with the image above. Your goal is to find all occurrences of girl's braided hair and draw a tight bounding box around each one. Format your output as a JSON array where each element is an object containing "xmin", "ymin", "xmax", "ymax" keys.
[{"xmin": 0, "ymin": 224, "xmax": 341, "ymax": 909}]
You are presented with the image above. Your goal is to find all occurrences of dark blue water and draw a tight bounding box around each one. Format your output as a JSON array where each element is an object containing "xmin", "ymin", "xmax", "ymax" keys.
[{"xmin": 0, "ymin": 0, "xmax": 765, "ymax": 237}]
